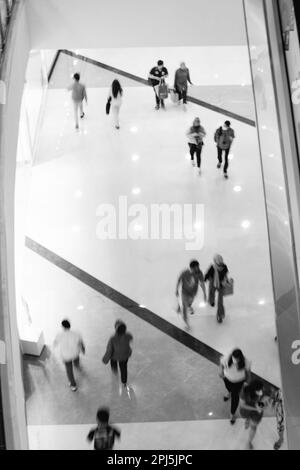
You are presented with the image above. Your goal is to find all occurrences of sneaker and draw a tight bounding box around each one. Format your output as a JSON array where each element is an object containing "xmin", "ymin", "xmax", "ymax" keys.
[
  {"xmin": 190, "ymin": 307, "xmax": 194, "ymax": 315},
  {"xmin": 161, "ymin": 102, "xmax": 165, "ymax": 109},
  {"xmin": 75, "ymin": 124, "xmax": 79, "ymax": 130},
  {"xmin": 223, "ymin": 393, "xmax": 230, "ymax": 402},
  {"xmin": 224, "ymin": 173, "xmax": 229, "ymax": 179},
  {"xmin": 230, "ymin": 415, "xmax": 236, "ymax": 425},
  {"xmin": 115, "ymin": 125, "xmax": 120, "ymax": 129},
  {"xmin": 217, "ymin": 316, "xmax": 223, "ymax": 323},
  {"xmin": 69, "ymin": 385, "xmax": 77, "ymax": 392},
  {"xmin": 155, "ymin": 105, "xmax": 160, "ymax": 110},
  {"xmin": 217, "ymin": 163, "xmax": 221, "ymax": 169},
  {"xmin": 80, "ymin": 112, "xmax": 85, "ymax": 119}
]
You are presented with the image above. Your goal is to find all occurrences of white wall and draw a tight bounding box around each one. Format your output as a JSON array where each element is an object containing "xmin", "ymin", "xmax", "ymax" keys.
[
  {"xmin": 0, "ymin": 0, "xmax": 30, "ymax": 449},
  {"xmin": 25, "ymin": 0, "xmax": 248, "ymax": 49}
]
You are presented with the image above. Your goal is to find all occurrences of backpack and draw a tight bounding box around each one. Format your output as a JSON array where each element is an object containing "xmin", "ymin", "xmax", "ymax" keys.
[{"xmin": 94, "ymin": 426, "xmax": 115, "ymax": 450}]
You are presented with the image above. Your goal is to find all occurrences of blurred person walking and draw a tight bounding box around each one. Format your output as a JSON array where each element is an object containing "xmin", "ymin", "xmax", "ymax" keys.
[
  {"xmin": 214, "ymin": 120, "xmax": 235, "ymax": 178},
  {"xmin": 204, "ymin": 254, "xmax": 230, "ymax": 323},
  {"xmin": 239, "ymin": 380, "xmax": 265, "ymax": 450},
  {"xmin": 68, "ymin": 73, "xmax": 87, "ymax": 130},
  {"xmin": 107, "ymin": 79, "xmax": 123, "ymax": 129},
  {"xmin": 53, "ymin": 319, "xmax": 85, "ymax": 391},
  {"xmin": 175, "ymin": 260, "xmax": 207, "ymax": 330},
  {"xmin": 186, "ymin": 117, "xmax": 206, "ymax": 175},
  {"xmin": 219, "ymin": 349, "xmax": 251, "ymax": 424},
  {"xmin": 87, "ymin": 407, "xmax": 121, "ymax": 450},
  {"xmin": 174, "ymin": 62, "xmax": 193, "ymax": 109},
  {"xmin": 148, "ymin": 60, "xmax": 169, "ymax": 110},
  {"xmin": 102, "ymin": 320, "xmax": 133, "ymax": 391}
]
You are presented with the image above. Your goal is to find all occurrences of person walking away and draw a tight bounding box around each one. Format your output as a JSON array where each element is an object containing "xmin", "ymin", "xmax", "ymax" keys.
[
  {"xmin": 239, "ymin": 380, "xmax": 265, "ymax": 450},
  {"xmin": 53, "ymin": 319, "xmax": 85, "ymax": 391},
  {"xmin": 148, "ymin": 60, "xmax": 169, "ymax": 110},
  {"xmin": 68, "ymin": 73, "xmax": 87, "ymax": 130},
  {"xmin": 174, "ymin": 62, "xmax": 193, "ymax": 110},
  {"xmin": 102, "ymin": 320, "xmax": 133, "ymax": 391},
  {"xmin": 219, "ymin": 349, "xmax": 251, "ymax": 424},
  {"xmin": 214, "ymin": 120, "xmax": 235, "ymax": 178},
  {"xmin": 87, "ymin": 407, "xmax": 121, "ymax": 450},
  {"xmin": 186, "ymin": 117, "xmax": 206, "ymax": 175},
  {"xmin": 175, "ymin": 260, "xmax": 207, "ymax": 330},
  {"xmin": 108, "ymin": 79, "xmax": 123, "ymax": 129},
  {"xmin": 204, "ymin": 254, "xmax": 229, "ymax": 323}
]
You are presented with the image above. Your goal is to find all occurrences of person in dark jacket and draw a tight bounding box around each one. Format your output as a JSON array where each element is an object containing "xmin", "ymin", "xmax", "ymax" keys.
[
  {"xmin": 214, "ymin": 120, "xmax": 235, "ymax": 178},
  {"xmin": 174, "ymin": 62, "xmax": 193, "ymax": 109},
  {"xmin": 148, "ymin": 60, "xmax": 169, "ymax": 110},
  {"xmin": 102, "ymin": 320, "xmax": 133, "ymax": 389},
  {"xmin": 87, "ymin": 407, "xmax": 121, "ymax": 450},
  {"xmin": 186, "ymin": 117, "xmax": 206, "ymax": 175},
  {"xmin": 204, "ymin": 254, "xmax": 229, "ymax": 323}
]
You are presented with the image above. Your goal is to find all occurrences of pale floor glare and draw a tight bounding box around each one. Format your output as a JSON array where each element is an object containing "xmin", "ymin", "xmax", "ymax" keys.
[{"xmin": 21, "ymin": 86, "xmax": 280, "ymax": 386}]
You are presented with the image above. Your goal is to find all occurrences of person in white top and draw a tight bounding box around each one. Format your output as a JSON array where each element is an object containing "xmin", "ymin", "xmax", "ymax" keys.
[
  {"xmin": 68, "ymin": 73, "xmax": 88, "ymax": 130},
  {"xmin": 219, "ymin": 348, "xmax": 251, "ymax": 424},
  {"xmin": 108, "ymin": 79, "xmax": 123, "ymax": 129},
  {"xmin": 54, "ymin": 319, "xmax": 85, "ymax": 391}
]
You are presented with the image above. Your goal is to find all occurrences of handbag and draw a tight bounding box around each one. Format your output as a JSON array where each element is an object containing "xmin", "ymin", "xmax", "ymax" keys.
[
  {"xmin": 158, "ymin": 79, "xmax": 168, "ymax": 100},
  {"xmin": 106, "ymin": 97, "xmax": 111, "ymax": 115},
  {"xmin": 222, "ymin": 278, "xmax": 234, "ymax": 296}
]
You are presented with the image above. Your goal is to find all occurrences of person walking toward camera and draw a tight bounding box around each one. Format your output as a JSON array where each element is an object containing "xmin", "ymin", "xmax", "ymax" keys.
[
  {"xmin": 219, "ymin": 349, "xmax": 251, "ymax": 424},
  {"xmin": 107, "ymin": 79, "xmax": 123, "ymax": 129},
  {"xmin": 186, "ymin": 117, "xmax": 206, "ymax": 175},
  {"xmin": 53, "ymin": 319, "xmax": 85, "ymax": 391},
  {"xmin": 214, "ymin": 120, "xmax": 235, "ymax": 179},
  {"xmin": 102, "ymin": 320, "xmax": 133, "ymax": 391},
  {"xmin": 175, "ymin": 260, "xmax": 207, "ymax": 330},
  {"xmin": 204, "ymin": 254, "xmax": 229, "ymax": 323},
  {"xmin": 68, "ymin": 73, "xmax": 87, "ymax": 130},
  {"xmin": 239, "ymin": 380, "xmax": 265, "ymax": 450},
  {"xmin": 174, "ymin": 62, "xmax": 193, "ymax": 110},
  {"xmin": 148, "ymin": 60, "xmax": 169, "ymax": 110},
  {"xmin": 87, "ymin": 407, "xmax": 121, "ymax": 450}
]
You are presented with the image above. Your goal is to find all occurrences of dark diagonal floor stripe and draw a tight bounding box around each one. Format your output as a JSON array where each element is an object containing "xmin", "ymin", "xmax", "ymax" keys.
[
  {"xmin": 25, "ymin": 237, "xmax": 277, "ymax": 392},
  {"xmin": 58, "ymin": 49, "xmax": 256, "ymax": 128}
]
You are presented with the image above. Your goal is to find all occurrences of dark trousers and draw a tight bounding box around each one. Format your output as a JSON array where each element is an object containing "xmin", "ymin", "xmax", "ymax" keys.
[
  {"xmin": 176, "ymin": 86, "xmax": 187, "ymax": 104},
  {"xmin": 217, "ymin": 147, "xmax": 230, "ymax": 174},
  {"xmin": 209, "ymin": 280, "xmax": 225, "ymax": 321},
  {"xmin": 64, "ymin": 357, "xmax": 80, "ymax": 387},
  {"xmin": 153, "ymin": 87, "xmax": 164, "ymax": 108},
  {"xmin": 223, "ymin": 378, "xmax": 245, "ymax": 415},
  {"xmin": 189, "ymin": 143, "xmax": 203, "ymax": 168},
  {"xmin": 111, "ymin": 359, "xmax": 128, "ymax": 384}
]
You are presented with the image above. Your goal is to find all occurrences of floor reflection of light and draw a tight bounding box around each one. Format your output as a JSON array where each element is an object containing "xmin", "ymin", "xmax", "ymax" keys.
[
  {"xmin": 279, "ymin": 186, "xmax": 284, "ymax": 191},
  {"xmin": 73, "ymin": 60, "xmax": 78, "ymax": 66},
  {"xmin": 208, "ymin": 412, "xmax": 213, "ymax": 417},
  {"xmin": 77, "ymin": 305, "xmax": 84, "ymax": 310},
  {"xmin": 72, "ymin": 225, "xmax": 81, "ymax": 232},
  {"xmin": 186, "ymin": 154, "xmax": 190, "ymax": 160},
  {"xmin": 284, "ymin": 221, "xmax": 289, "ymax": 226},
  {"xmin": 258, "ymin": 299, "xmax": 266, "ymax": 306},
  {"xmin": 134, "ymin": 224, "xmax": 143, "ymax": 232},
  {"xmin": 132, "ymin": 154, "xmax": 140, "ymax": 161},
  {"xmin": 269, "ymin": 153, "xmax": 275, "ymax": 158},
  {"xmin": 241, "ymin": 220, "xmax": 251, "ymax": 229},
  {"xmin": 139, "ymin": 304, "xmax": 146, "ymax": 308},
  {"xmin": 83, "ymin": 130, "xmax": 88, "ymax": 135},
  {"xmin": 74, "ymin": 191, "xmax": 83, "ymax": 198},
  {"xmin": 132, "ymin": 187, "xmax": 141, "ymax": 195},
  {"xmin": 130, "ymin": 126, "xmax": 138, "ymax": 133},
  {"xmin": 194, "ymin": 222, "xmax": 202, "ymax": 230},
  {"xmin": 229, "ymin": 154, "xmax": 234, "ymax": 160},
  {"xmin": 233, "ymin": 186, "xmax": 242, "ymax": 193},
  {"xmin": 199, "ymin": 302, "xmax": 206, "ymax": 309},
  {"xmin": 261, "ymin": 125, "xmax": 267, "ymax": 130}
]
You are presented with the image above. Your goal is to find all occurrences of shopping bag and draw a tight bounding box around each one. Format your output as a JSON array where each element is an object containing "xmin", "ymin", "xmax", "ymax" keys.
[
  {"xmin": 170, "ymin": 89, "xmax": 179, "ymax": 103},
  {"xmin": 222, "ymin": 278, "xmax": 234, "ymax": 296},
  {"xmin": 158, "ymin": 80, "xmax": 168, "ymax": 100},
  {"xmin": 106, "ymin": 97, "xmax": 111, "ymax": 115}
]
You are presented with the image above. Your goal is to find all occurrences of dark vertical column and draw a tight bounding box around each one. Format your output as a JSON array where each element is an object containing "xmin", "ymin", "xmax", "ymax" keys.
[
  {"xmin": 293, "ymin": 0, "xmax": 300, "ymax": 35},
  {"xmin": 0, "ymin": 376, "xmax": 6, "ymax": 450}
]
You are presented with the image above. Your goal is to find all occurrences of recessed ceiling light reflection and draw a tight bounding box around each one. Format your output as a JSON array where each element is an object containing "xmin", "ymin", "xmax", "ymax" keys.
[
  {"xmin": 130, "ymin": 126, "xmax": 138, "ymax": 133},
  {"xmin": 284, "ymin": 221, "xmax": 289, "ymax": 226},
  {"xmin": 241, "ymin": 220, "xmax": 251, "ymax": 229},
  {"xmin": 208, "ymin": 412, "xmax": 213, "ymax": 417},
  {"xmin": 229, "ymin": 154, "xmax": 234, "ymax": 160},
  {"xmin": 214, "ymin": 74, "xmax": 219, "ymax": 79},
  {"xmin": 279, "ymin": 186, "xmax": 284, "ymax": 191},
  {"xmin": 233, "ymin": 186, "xmax": 242, "ymax": 193},
  {"xmin": 83, "ymin": 129, "xmax": 88, "ymax": 135},
  {"xmin": 199, "ymin": 302, "xmax": 206, "ymax": 309},
  {"xmin": 132, "ymin": 154, "xmax": 140, "ymax": 161},
  {"xmin": 258, "ymin": 299, "xmax": 266, "ymax": 306},
  {"xmin": 132, "ymin": 187, "xmax": 141, "ymax": 195},
  {"xmin": 139, "ymin": 304, "xmax": 146, "ymax": 308},
  {"xmin": 241, "ymin": 82, "xmax": 246, "ymax": 87},
  {"xmin": 269, "ymin": 153, "xmax": 275, "ymax": 158},
  {"xmin": 77, "ymin": 305, "xmax": 84, "ymax": 310},
  {"xmin": 185, "ymin": 154, "xmax": 190, "ymax": 160},
  {"xmin": 261, "ymin": 125, "xmax": 267, "ymax": 130},
  {"xmin": 73, "ymin": 60, "xmax": 78, "ymax": 66}
]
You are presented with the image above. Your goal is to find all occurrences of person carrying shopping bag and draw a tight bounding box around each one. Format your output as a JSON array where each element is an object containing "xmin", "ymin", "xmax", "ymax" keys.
[{"xmin": 204, "ymin": 254, "xmax": 231, "ymax": 323}]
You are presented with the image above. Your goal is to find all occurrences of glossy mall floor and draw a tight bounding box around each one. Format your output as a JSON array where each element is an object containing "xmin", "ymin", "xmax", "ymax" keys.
[{"xmin": 15, "ymin": 47, "xmax": 285, "ymax": 450}]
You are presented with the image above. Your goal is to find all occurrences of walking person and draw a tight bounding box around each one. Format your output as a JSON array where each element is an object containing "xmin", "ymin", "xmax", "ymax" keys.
[
  {"xmin": 219, "ymin": 349, "xmax": 251, "ymax": 424},
  {"xmin": 175, "ymin": 260, "xmax": 207, "ymax": 330},
  {"xmin": 102, "ymin": 320, "xmax": 133, "ymax": 391},
  {"xmin": 108, "ymin": 79, "xmax": 123, "ymax": 129},
  {"xmin": 53, "ymin": 319, "xmax": 85, "ymax": 391},
  {"xmin": 174, "ymin": 62, "xmax": 193, "ymax": 110},
  {"xmin": 148, "ymin": 60, "xmax": 169, "ymax": 110},
  {"xmin": 239, "ymin": 380, "xmax": 265, "ymax": 450},
  {"xmin": 68, "ymin": 73, "xmax": 88, "ymax": 130},
  {"xmin": 214, "ymin": 120, "xmax": 235, "ymax": 178},
  {"xmin": 186, "ymin": 117, "xmax": 206, "ymax": 175},
  {"xmin": 87, "ymin": 407, "xmax": 121, "ymax": 450},
  {"xmin": 204, "ymin": 254, "xmax": 229, "ymax": 323}
]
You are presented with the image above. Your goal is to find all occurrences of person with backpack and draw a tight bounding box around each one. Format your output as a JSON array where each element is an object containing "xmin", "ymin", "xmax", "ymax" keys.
[
  {"xmin": 107, "ymin": 79, "xmax": 123, "ymax": 129},
  {"xmin": 175, "ymin": 260, "xmax": 207, "ymax": 330},
  {"xmin": 204, "ymin": 254, "xmax": 229, "ymax": 323},
  {"xmin": 148, "ymin": 60, "xmax": 169, "ymax": 110},
  {"xmin": 87, "ymin": 408, "xmax": 121, "ymax": 450},
  {"xmin": 186, "ymin": 117, "xmax": 206, "ymax": 175},
  {"xmin": 102, "ymin": 320, "xmax": 133, "ymax": 390},
  {"xmin": 214, "ymin": 120, "xmax": 235, "ymax": 178},
  {"xmin": 68, "ymin": 73, "xmax": 87, "ymax": 130}
]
